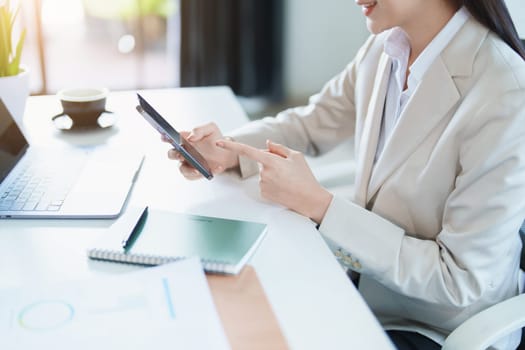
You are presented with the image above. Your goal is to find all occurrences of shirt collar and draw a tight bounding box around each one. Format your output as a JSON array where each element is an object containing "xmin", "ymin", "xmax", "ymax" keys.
[
  {"xmin": 409, "ymin": 7, "xmax": 470, "ymax": 87},
  {"xmin": 384, "ymin": 28, "xmax": 410, "ymax": 92},
  {"xmin": 383, "ymin": 7, "xmax": 470, "ymax": 91},
  {"xmin": 384, "ymin": 27, "xmax": 410, "ymax": 64}
]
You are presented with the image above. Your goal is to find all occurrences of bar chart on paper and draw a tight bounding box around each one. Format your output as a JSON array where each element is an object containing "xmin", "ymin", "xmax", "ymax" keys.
[{"xmin": 0, "ymin": 258, "xmax": 230, "ymax": 350}]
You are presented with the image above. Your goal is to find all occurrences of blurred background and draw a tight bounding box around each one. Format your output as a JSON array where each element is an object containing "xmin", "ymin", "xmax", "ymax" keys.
[
  {"xmin": 15, "ymin": 0, "xmax": 368, "ymax": 118},
  {"xmin": 13, "ymin": 0, "xmax": 525, "ymax": 118}
]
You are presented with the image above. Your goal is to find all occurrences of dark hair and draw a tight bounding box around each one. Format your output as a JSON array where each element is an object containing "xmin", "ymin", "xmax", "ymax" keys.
[{"xmin": 459, "ymin": 0, "xmax": 525, "ymax": 59}]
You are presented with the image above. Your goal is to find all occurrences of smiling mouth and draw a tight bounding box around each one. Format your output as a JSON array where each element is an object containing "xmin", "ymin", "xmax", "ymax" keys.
[{"xmin": 358, "ymin": 1, "xmax": 377, "ymax": 16}]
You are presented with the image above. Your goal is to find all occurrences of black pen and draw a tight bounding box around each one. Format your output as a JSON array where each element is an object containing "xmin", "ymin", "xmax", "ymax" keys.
[{"xmin": 121, "ymin": 206, "xmax": 149, "ymax": 252}]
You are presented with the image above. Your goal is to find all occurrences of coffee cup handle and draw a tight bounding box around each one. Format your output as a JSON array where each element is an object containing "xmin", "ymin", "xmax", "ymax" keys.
[{"xmin": 51, "ymin": 112, "xmax": 67, "ymax": 122}]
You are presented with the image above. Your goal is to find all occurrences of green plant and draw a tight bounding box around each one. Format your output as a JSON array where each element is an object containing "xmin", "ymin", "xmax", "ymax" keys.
[
  {"xmin": 0, "ymin": 0, "xmax": 26, "ymax": 77},
  {"xmin": 83, "ymin": 0, "xmax": 176, "ymax": 20}
]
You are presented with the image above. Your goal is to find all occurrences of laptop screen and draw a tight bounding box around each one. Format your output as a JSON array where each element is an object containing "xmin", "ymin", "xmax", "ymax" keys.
[{"xmin": 0, "ymin": 99, "xmax": 28, "ymax": 183}]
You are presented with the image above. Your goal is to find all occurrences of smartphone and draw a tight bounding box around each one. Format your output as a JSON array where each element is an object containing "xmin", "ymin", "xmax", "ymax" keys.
[{"xmin": 136, "ymin": 93, "xmax": 213, "ymax": 180}]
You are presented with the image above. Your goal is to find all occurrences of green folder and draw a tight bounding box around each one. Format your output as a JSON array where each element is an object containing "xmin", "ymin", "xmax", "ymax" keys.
[{"xmin": 87, "ymin": 207, "xmax": 267, "ymax": 274}]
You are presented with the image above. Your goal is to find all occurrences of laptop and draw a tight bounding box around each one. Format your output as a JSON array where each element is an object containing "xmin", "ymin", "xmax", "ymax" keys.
[{"xmin": 0, "ymin": 99, "xmax": 144, "ymax": 219}]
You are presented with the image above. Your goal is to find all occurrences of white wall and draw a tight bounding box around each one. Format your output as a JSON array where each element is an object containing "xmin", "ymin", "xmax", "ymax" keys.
[
  {"xmin": 283, "ymin": 0, "xmax": 369, "ymax": 101},
  {"xmin": 506, "ymin": 0, "xmax": 525, "ymax": 38}
]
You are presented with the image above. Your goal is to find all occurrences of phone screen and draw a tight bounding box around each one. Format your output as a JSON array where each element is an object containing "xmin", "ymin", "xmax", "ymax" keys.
[{"xmin": 136, "ymin": 94, "xmax": 213, "ymax": 180}]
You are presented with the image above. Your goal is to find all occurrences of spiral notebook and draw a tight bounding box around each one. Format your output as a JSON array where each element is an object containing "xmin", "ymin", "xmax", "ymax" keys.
[{"xmin": 87, "ymin": 206, "xmax": 267, "ymax": 274}]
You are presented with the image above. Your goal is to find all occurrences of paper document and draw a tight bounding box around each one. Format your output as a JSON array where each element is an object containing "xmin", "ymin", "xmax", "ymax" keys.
[{"xmin": 0, "ymin": 258, "xmax": 230, "ymax": 350}]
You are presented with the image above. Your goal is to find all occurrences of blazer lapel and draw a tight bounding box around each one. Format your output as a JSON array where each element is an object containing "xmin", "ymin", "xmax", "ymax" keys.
[
  {"xmin": 367, "ymin": 57, "xmax": 460, "ymax": 200},
  {"xmin": 354, "ymin": 53, "xmax": 391, "ymax": 207}
]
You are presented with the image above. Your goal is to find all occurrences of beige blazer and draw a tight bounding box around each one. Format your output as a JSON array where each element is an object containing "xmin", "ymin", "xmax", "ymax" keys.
[{"xmin": 230, "ymin": 17, "xmax": 525, "ymax": 348}]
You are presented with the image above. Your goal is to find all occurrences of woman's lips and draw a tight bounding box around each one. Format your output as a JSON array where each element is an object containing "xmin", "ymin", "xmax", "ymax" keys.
[{"xmin": 358, "ymin": 1, "xmax": 377, "ymax": 16}]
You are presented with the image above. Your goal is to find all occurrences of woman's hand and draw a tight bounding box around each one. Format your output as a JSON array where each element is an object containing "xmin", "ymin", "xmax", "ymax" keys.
[
  {"xmin": 163, "ymin": 122, "xmax": 239, "ymax": 180},
  {"xmin": 217, "ymin": 139, "xmax": 333, "ymax": 223}
]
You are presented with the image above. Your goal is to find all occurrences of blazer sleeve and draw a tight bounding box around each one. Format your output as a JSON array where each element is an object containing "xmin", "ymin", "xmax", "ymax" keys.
[
  {"xmin": 228, "ymin": 36, "xmax": 375, "ymax": 178},
  {"xmin": 319, "ymin": 89, "xmax": 525, "ymax": 307}
]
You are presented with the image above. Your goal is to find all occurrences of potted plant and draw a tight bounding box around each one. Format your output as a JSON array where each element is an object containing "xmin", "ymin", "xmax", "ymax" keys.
[{"xmin": 0, "ymin": 0, "xmax": 28, "ymax": 128}]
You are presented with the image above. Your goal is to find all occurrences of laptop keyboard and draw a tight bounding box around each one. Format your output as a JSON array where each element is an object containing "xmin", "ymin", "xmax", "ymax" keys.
[{"xmin": 0, "ymin": 159, "xmax": 84, "ymax": 212}]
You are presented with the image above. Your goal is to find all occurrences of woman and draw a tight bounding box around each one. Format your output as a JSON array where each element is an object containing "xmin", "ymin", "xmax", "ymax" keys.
[{"xmin": 167, "ymin": 0, "xmax": 525, "ymax": 348}]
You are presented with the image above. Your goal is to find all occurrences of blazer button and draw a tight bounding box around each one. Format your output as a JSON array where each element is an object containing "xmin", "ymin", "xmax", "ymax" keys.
[{"xmin": 352, "ymin": 261, "xmax": 362, "ymax": 270}]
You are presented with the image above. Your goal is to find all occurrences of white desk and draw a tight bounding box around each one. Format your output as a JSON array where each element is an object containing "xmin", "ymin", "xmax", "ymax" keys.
[{"xmin": 1, "ymin": 87, "xmax": 394, "ymax": 349}]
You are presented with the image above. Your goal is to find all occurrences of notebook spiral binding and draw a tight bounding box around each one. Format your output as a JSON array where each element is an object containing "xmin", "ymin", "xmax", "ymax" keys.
[{"xmin": 88, "ymin": 249, "xmax": 230, "ymax": 273}]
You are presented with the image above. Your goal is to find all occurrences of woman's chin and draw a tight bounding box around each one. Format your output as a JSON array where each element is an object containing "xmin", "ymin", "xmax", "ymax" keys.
[{"xmin": 366, "ymin": 20, "xmax": 391, "ymax": 35}]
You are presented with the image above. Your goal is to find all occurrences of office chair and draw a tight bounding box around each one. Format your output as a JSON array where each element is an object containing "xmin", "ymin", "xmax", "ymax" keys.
[{"xmin": 442, "ymin": 223, "xmax": 525, "ymax": 350}]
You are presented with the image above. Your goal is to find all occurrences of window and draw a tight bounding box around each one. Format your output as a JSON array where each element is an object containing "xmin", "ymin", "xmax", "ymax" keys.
[{"xmin": 20, "ymin": 0, "xmax": 179, "ymax": 95}]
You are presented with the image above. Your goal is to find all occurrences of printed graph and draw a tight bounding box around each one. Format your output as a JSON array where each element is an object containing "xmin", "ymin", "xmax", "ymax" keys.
[{"xmin": 17, "ymin": 300, "xmax": 74, "ymax": 331}]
